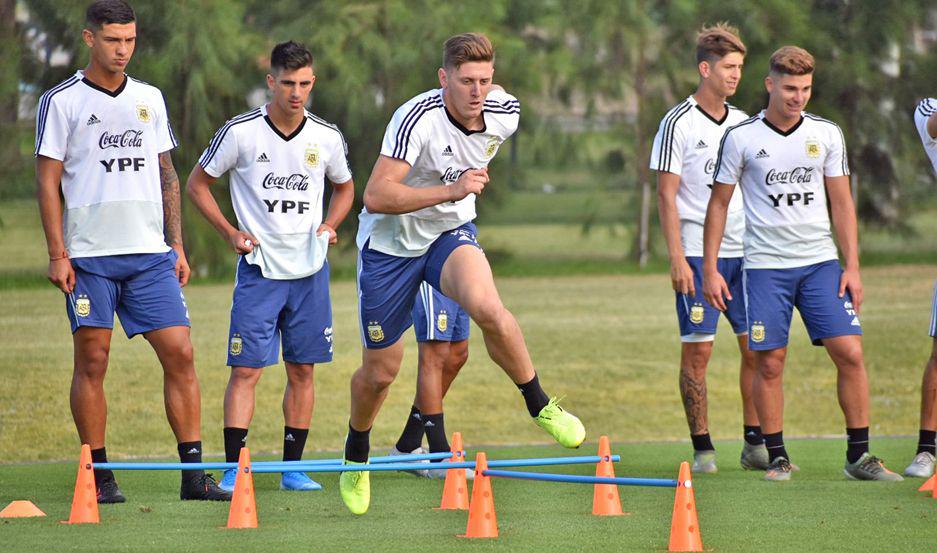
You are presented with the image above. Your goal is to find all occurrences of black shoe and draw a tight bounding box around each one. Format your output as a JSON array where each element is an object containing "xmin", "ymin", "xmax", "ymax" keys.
[
  {"xmin": 180, "ymin": 472, "xmax": 232, "ymax": 501},
  {"xmin": 96, "ymin": 478, "xmax": 127, "ymax": 504}
]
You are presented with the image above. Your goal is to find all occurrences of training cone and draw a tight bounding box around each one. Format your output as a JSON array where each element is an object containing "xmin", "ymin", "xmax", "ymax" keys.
[
  {"xmin": 669, "ymin": 461, "xmax": 703, "ymax": 552},
  {"xmin": 0, "ymin": 500, "xmax": 46, "ymax": 518},
  {"xmin": 438, "ymin": 432, "xmax": 470, "ymax": 510},
  {"xmin": 592, "ymin": 435, "xmax": 624, "ymax": 516},
  {"xmin": 226, "ymin": 447, "xmax": 257, "ymax": 529},
  {"xmin": 65, "ymin": 444, "xmax": 99, "ymax": 524},
  {"xmin": 919, "ymin": 474, "xmax": 936, "ymax": 495},
  {"xmin": 459, "ymin": 452, "xmax": 498, "ymax": 538}
]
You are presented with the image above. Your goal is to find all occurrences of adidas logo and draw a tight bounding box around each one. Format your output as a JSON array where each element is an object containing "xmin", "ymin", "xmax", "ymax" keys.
[
  {"xmin": 695, "ymin": 140, "xmax": 708, "ymax": 149},
  {"xmin": 424, "ymin": 421, "xmax": 435, "ymax": 427},
  {"xmin": 851, "ymin": 316, "xmax": 861, "ymax": 326},
  {"xmin": 442, "ymin": 145, "xmax": 454, "ymax": 156},
  {"xmin": 285, "ymin": 433, "xmax": 295, "ymax": 442},
  {"xmin": 187, "ymin": 447, "xmax": 200, "ymax": 455},
  {"xmin": 755, "ymin": 149, "xmax": 770, "ymax": 159},
  {"xmin": 87, "ymin": 114, "xmax": 101, "ymax": 126},
  {"xmin": 256, "ymin": 152, "xmax": 270, "ymax": 163}
]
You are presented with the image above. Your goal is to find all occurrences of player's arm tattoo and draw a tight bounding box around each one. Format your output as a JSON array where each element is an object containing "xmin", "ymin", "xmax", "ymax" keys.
[
  {"xmin": 679, "ymin": 370, "xmax": 708, "ymax": 435},
  {"xmin": 159, "ymin": 151, "xmax": 183, "ymax": 247}
]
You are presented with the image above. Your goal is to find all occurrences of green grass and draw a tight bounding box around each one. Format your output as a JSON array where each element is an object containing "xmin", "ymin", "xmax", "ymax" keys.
[{"xmin": 0, "ymin": 439, "xmax": 932, "ymax": 552}]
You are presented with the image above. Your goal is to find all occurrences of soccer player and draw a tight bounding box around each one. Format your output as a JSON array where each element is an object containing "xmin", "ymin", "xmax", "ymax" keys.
[
  {"xmin": 904, "ymin": 97, "xmax": 937, "ymax": 478},
  {"xmin": 341, "ymin": 33, "xmax": 585, "ymax": 514},
  {"xmin": 34, "ymin": 0, "xmax": 228, "ymax": 502},
  {"xmin": 650, "ymin": 24, "xmax": 768, "ymax": 474},
  {"xmin": 702, "ymin": 46, "xmax": 901, "ymax": 481},
  {"xmin": 186, "ymin": 41, "xmax": 354, "ymax": 492}
]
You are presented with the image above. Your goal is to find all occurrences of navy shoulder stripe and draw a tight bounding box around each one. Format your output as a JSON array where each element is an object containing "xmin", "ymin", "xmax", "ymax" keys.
[
  {"xmin": 803, "ymin": 114, "xmax": 848, "ymax": 174},
  {"xmin": 392, "ymin": 95, "xmax": 444, "ymax": 159},
  {"xmin": 712, "ymin": 115, "xmax": 759, "ymax": 179},
  {"xmin": 199, "ymin": 108, "xmax": 262, "ymax": 167},
  {"xmin": 306, "ymin": 113, "xmax": 349, "ymax": 154},
  {"xmin": 657, "ymin": 100, "xmax": 691, "ymax": 172},
  {"xmin": 35, "ymin": 76, "xmax": 81, "ymax": 155},
  {"xmin": 128, "ymin": 75, "xmax": 154, "ymax": 87}
]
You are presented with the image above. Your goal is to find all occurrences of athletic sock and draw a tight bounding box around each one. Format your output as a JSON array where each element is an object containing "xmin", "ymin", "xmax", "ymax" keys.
[
  {"xmin": 846, "ymin": 427, "xmax": 870, "ymax": 464},
  {"xmin": 517, "ymin": 373, "xmax": 550, "ymax": 418},
  {"xmin": 395, "ymin": 405, "xmax": 424, "ymax": 453},
  {"xmin": 743, "ymin": 425, "xmax": 764, "ymax": 446},
  {"xmin": 422, "ymin": 412, "xmax": 450, "ymax": 460},
  {"xmin": 90, "ymin": 447, "xmax": 115, "ymax": 484},
  {"xmin": 282, "ymin": 426, "xmax": 309, "ymax": 462},
  {"xmin": 917, "ymin": 429, "xmax": 937, "ymax": 456},
  {"xmin": 178, "ymin": 441, "xmax": 204, "ymax": 481},
  {"xmin": 223, "ymin": 427, "xmax": 248, "ymax": 463},
  {"xmin": 690, "ymin": 433, "xmax": 715, "ymax": 452},
  {"xmin": 345, "ymin": 422, "xmax": 371, "ymax": 463},
  {"xmin": 763, "ymin": 431, "xmax": 789, "ymax": 463}
]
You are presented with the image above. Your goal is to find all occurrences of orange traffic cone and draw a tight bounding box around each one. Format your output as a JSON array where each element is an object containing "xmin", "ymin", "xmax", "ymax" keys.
[
  {"xmin": 226, "ymin": 447, "xmax": 257, "ymax": 529},
  {"xmin": 459, "ymin": 452, "xmax": 498, "ymax": 538},
  {"xmin": 65, "ymin": 444, "xmax": 99, "ymax": 524},
  {"xmin": 438, "ymin": 432, "xmax": 470, "ymax": 510},
  {"xmin": 668, "ymin": 461, "xmax": 703, "ymax": 552},
  {"xmin": 0, "ymin": 500, "xmax": 46, "ymax": 518},
  {"xmin": 919, "ymin": 474, "xmax": 935, "ymax": 496},
  {"xmin": 593, "ymin": 435, "xmax": 624, "ymax": 516}
]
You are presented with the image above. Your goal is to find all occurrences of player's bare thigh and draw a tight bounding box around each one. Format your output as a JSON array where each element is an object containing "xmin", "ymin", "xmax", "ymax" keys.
[{"xmin": 438, "ymin": 244, "xmax": 502, "ymax": 319}]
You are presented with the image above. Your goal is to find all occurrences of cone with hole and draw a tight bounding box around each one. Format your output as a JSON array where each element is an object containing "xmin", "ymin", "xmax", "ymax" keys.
[
  {"xmin": 65, "ymin": 444, "xmax": 99, "ymax": 524},
  {"xmin": 592, "ymin": 435, "xmax": 624, "ymax": 516},
  {"xmin": 0, "ymin": 500, "xmax": 46, "ymax": 518},
  {"xmin": 919, "ymin": 474, "xmax": 935, "ymax": 496},
  {"xmin": 438, "ymin": 431, "xmax": 469, "ymax": 510},
  {"xmin": 668, "ymin": 461, "xmax": 703, "ymax": 552},
  {"xmin": 459, "ymin": 452, "xmax": 497, "ymax": 538},
  {"xmin": 226, "ymin": 447, "xmax": 257, "ymax": 529}
]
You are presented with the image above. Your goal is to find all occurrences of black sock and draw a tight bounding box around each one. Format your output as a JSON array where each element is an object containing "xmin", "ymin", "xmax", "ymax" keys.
[
  {"xmin": 395, "ymin": 405, "xmax": 424, "ymax": 453},
  {"xmin": 90, "ymin": 447, "xmax": 115, "ymax": 484},
  {"xmin": 517, "ymin": 373, "xmax": 550, "ymax": 418},
  {"xmin": 422, "ymin": 413, "xmax": 450, "ymax": 460},
  {"xmin": 846, "ymin": 427, "xmax": 869, "ymax": 464},
  {"xmin": 283, "ymin": 426, "xmax": 309, "ymax": 462},
  {"xmin": 178, "ymin": 441, "xmax": 204, "ymax": 481},
  {"xmin": 918, "ymin": 429, "xmax": 937, "ymax": 456},
  {"xmin": 763, "ymin": 431, "xmax": 789, "ymax": 463},
  {"xmin": 744, "ymin": 425, "xmax": 764, "ymax": 446},
  {"xmin": 344, "ymin": 423, "xmax": 370, "ymax": 463},
  {"xmin": 223, "ymin": 427, "xmax": 248, "ymax": 463},
  {"xmin": 690, "ymin": 433, "xmax": 715, "ymax": 452}
]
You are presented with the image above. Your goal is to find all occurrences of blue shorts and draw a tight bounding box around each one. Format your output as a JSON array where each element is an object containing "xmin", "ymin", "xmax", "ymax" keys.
[
  {"xmin": 676, "ymin": 257, "xmax": 747, "ymax": 338},
  {"xmin": 412, "ymin": 282, "xmax": 470, "ymax": 342},
  {"xmin": 744, "ymin": 260, "xmax": 862, "ymax": 350},
  {"xmin": 358, "ymin": 222, "xmax": 481, "ymax": 348},
  {"xmin": 929, "ymin": 280, "xmax": 937, "ymax": 338},
  {"xmin": 66, "ymin": 251, "xmax": 190, "ymax": 338},
  {"xmin": 227, "ymin": 257, "xmax": 333, "ymax": 368}
]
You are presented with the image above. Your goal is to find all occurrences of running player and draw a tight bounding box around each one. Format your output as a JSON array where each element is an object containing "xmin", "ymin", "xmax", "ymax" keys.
[
  {"xmin": 35, "ymin": 0, "xmax": 228, "ymax": 502},
  {"xmin": 341, "ymin": 33, "xmax": 584, "ymax": 515},
  {"xmin": 702, "ymin": 46, "xmax": 901, "ymax": 481},
  {"xmin": 650, "ymin": 23, "xmax": 768, "ymax": 474},
  {"xmin": 186, "ymin": 41, "xmax": 354, "ymax": 492},
  {"xmin": 904, "ymin": 97, "xmax": 937, "ymax": 478}
]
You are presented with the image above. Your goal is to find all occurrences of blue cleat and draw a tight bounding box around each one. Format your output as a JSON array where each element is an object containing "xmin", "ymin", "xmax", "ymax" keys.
[
  {"xmin": 280, "ymin": 471, "xmax": 323, "ymax": 491},
  {"xmin": 218, "ymin": 468, "xmax": 237, "ymax": 492}
]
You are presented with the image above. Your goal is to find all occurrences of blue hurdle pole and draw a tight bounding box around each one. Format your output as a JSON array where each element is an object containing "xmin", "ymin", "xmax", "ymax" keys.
[
  {"xmin": 482, "ymin": 469, "xmax": 677, "ymax": 488},
  {"xmin": 95, "ymin": 451, "xmax": 454, "ymax": 471}
]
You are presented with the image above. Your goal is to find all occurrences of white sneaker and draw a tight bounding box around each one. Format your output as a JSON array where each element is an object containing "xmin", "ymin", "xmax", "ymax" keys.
[
  {"xmin": 426, "ymin": 465, "xmax": 475, "ymax": 481},
  {"xmin": 388, "ymin": 446, "xmax": 429, "ymax": 477},
  {"xmin": 903, "ymin": 451, "xmax": 936, "ymax": 478}
]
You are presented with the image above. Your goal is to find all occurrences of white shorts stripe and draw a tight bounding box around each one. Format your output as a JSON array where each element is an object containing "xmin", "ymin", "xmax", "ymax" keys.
[{"xmin": 930, "ymin": 279, "xmax": 937, "ymax": 337}]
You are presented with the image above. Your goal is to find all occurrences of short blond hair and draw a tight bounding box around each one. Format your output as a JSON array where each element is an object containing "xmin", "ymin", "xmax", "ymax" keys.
[
  {"xmin": 769, "ymin": 46, "xmax": 815, "ymax": 76},
  {"xmin": 696, "ymin": 23, "xmax": 746, "ymax": 64},
  {"xmin": 443, "ymin": 33, "xmax": 494, "ymax": 70}
]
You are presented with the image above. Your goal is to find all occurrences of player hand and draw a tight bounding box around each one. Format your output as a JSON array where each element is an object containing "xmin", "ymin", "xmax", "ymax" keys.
[
  {"xmin": 171, "ymin": 244, "xmax": 191, "ymax": 287},
  {"xmin": 702, "ymin": 270, "xmax": 731, "ymax": 312},
  {"xmin": 839, "ymin": 266, "xmax": 863, "ymax": 315},
  {"xmin": 670, "ymin": 257, "xmax": 695, "ymax": 296},
  {"xmin": 449, "ymin": 168, "xmax": 489, "ymax": 201},
  {"xmin": 47, "ymin": 257, "xmax": 75, "ymax": 294},
  {"xmin": 227, "ymin": 230, "xmax": 259, "ymax": 255},
  {"xmin": 317, "ymin": 223, "xmax": 338, "ymax": 245}
]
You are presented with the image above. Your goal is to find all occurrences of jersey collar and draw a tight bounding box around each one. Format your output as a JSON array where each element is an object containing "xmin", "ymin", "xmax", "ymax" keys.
[
  {"xmin": 760, "ymin": 110, "xmax": 804, "ymax": 136},
  {"xmin": 441, "ymin": 90, "xmax": 486, "ymax": 136},
  {"xmin": 261, "ymin": 104, "xmax": 307, "ymax": 142},
  {"xmin": 79, "ymin": 70, "xmax": 128, "ymax": 98},
  {"xmin": 688, "ymin": 95, "xmax": 730, "ymax": 125}
]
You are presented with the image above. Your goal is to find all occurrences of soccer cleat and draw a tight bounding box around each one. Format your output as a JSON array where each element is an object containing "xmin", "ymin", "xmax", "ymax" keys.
[
  {"xmin": 534, "ymin": 397, "xmax": 586, "ymax": 448},
  {"xmin": 339, "ymin": 460, "xmax": 370, "ymax": 515},
  {"xmin": 843, "ymin": 453, "xmax": 903, "ymax": 481},
  {"xmin": 740, "ymin": 443, "xmax": 771, "ymax": 470},
  {"xmin": 280, "ymin": 471, "xmax": 323, "ymax": 491},
  {"xmin": 426, "ymin": 465, "xmax": 475, "ymax": 481},
  {"xmin": 388, "ymin": 446, "xmax": 429, "ymax": 477},
  {"xmin": 180, "ymin": 472, "xmax": 232, "ymax": 501},
  {"xmin": 764, "ymin": 457, "xmax": 793, "ymax": 481},
  {"xmin": 96, "ymin": 478, "xmax": 127, "ymax": 504},
  {"xmin": 903, "ymin": 451, "xmax": 936, "ymax": 478},
  {"xmin": 218, "ymin": 468, "xmax": 237, "ymax": 492},
  {"xmin": 691, "ymin": 450, "xmax": 717, "ymax": 474}
]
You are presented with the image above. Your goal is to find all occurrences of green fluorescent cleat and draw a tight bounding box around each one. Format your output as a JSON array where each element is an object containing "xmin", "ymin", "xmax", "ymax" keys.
[
  {"xmin": 339, "ymin": 460, "xmax": 370, "ymax": 515},
  {"xmin": 534, "ymin": 397, "xmax": 586, "ymax": 448}
]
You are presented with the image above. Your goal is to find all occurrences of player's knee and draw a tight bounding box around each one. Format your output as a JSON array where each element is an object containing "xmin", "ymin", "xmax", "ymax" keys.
[
  {"xmin": 471, "ymin": 300, "xmax": 508, "ymax": 333},
  {"xmin": 758, "ymin": 358, "xmax": 785, "ymax": 380},
  {"xmin": 286, "ymin": 365, "xmax": 314, "ymax": 386},
  {"xmin": 76, "ymin": 347, "xmax": 109, "ymax": 379},
  {"xmin": 448, "ymin": 346, "xmax": 469, "ymax": 374},
  {"xmin": 361, "ymin": 361, "xmax": 399, "ymax": 391},
  {"xmin": 229, "ymin": 366, "xmax": 262, "ymax": 388},
  {"xmin": 162, "ymin": 342, "xmax": 196, "ymax": 376}
]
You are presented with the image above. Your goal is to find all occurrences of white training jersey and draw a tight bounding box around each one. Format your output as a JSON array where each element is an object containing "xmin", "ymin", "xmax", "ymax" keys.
[
  {"xmin": 650, "ymin": 95, "xmax": 748, "ymax": 257},
  {"xmin": 356, "ymin": 88, "xmax": 520, "ymax": 257},
  {"xmin": 914, "ymin": 98, "xmax": 937, "ymax": 173},
  {"xmin": 713, "ymin": 111, "xmax": 849, "ymax": 269},
  {"xmin": 200, "ymin": 104, "xmax": 352, "ymax": 280},
  {"xmin": 34, "ymin": 70, "xmax": 177, "ymax": 258}
]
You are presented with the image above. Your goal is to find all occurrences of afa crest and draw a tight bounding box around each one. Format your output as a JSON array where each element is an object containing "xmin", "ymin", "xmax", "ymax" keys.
[
  {"xmin": 437, "ymin": 311, "xmax": 448, "ymax": 333},
  {"xmin": 805, "ymin": 139, "xmax": 821, "ymax": 158},
  {"xmin": 484, "ymin": 136, "xmax": 501, "ymax": 158},
  {"xmin": 229, "ymin": 334, "xmax": 243, "ymax": 356},
  {"xmin": 75, "ymin": 295, "xmax": 91, "ymax": 318},
  {"xmin": 751, "ymin": 322, "xmax": 766, "ymax": 343},
  {"xmin": 368, "ymin": 322, "xmax": 384, "ymax": 343},
  {"xmin": 136, "ymin": 102, "xmax": 151, "ymax": 123},
  {"xmin": 304, "ymin": 146, "xmax": 320, "ymax": 168},
  {"xmin": 689, "ymin": 303, "xmax": 705, "ymax": 324}
]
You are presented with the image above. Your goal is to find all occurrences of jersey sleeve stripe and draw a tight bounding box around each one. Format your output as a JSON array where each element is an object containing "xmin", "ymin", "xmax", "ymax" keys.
[
  {"xmin": 918, "ymin": 99, "xmax": 937, "ymax": 117},
  {"xmin": 484, "ymin": 99, "xmax": 520, "ymax": 109},
  {"xmin": 306, "ymin": 114, "xmax": 350, "ymax": 155},
  {"xmin": 483, "ymin": 107, "xmax": 520, "ymax": 115},
  {"xmin": 392, "ymin": 96, "xmax": 439, "ymax": 158},
  {"xmin": 803, "ymin": 114, "xmax": 849, "ymax": 175},
  {"xmin": 34, "ymin": 77, "xmax": 80, "ymax": 155},
  {"xmin": 712, "ymin": 115, "xmax": 759, "ymax": 180},
  {"xmin": 658, "ymin": 101, "xmax": 691, "ymax": 172},
  {"xmin": 198, "ymin": 109, "xmax": 262, "ymax": 166},
  {"xmin": 392, "ymin": 96, "xmax": 443, "ymax": 159},
  {"xmin": 398, "ymin": 103, "xmax": 443, "ymax": 160}
]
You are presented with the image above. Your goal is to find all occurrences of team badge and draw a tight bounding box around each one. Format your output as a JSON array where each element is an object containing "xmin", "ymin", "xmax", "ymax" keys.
[
  {"xmin": 136, "ymin": 102, "xmax": 151, "ymax": 123},
  {"xmin": 751, "ymin": 322, "xmax": 765, "ymax": 343},
  {"xmin": 689, "ymin": 303, "xmax": 705, "ymax": 324},
  {"xmin": 437, "ymin": 311, "xmax": 448, "ymax": 333},
  {"xmin": 75, "ymin": 295, "xmax": 91, "ymax": 318},
  {"xmin": 484, "ymin": 136, "xmax": 501, "ymax": 158},
  {"xmin": 304, "ymin": 146, "xmax": 319, "ymax": 168},
  {"xmin": 368, "ymin": 322, "xmax": 384, "ymax": 343},
  {"xmin": 229, "ymin": 334, "xmax": 243, "ymax": 356},
  {"xmin": 805, "ymin": 138, "xmax": 821, "ymax": 158}
]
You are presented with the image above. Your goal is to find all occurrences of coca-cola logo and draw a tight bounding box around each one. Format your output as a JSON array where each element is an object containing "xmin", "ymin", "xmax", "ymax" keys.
[
  {"xmin": 441, "ymin": 167, "xmax": 467, "ymax": 184},
  {"xmin": 765, "ymin": 166, "xmax": 814, "ymax": 186},
  {"xmin": 99, "ymin": 129, "xmax": 143, "ymax": 149},
  {"xmin": 704, "ymin": 159, "xmax": 715, "ymax": 175},
  {"xmin": 262, "ymin": 172, "xmax": 309, "ymax": 191}
]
